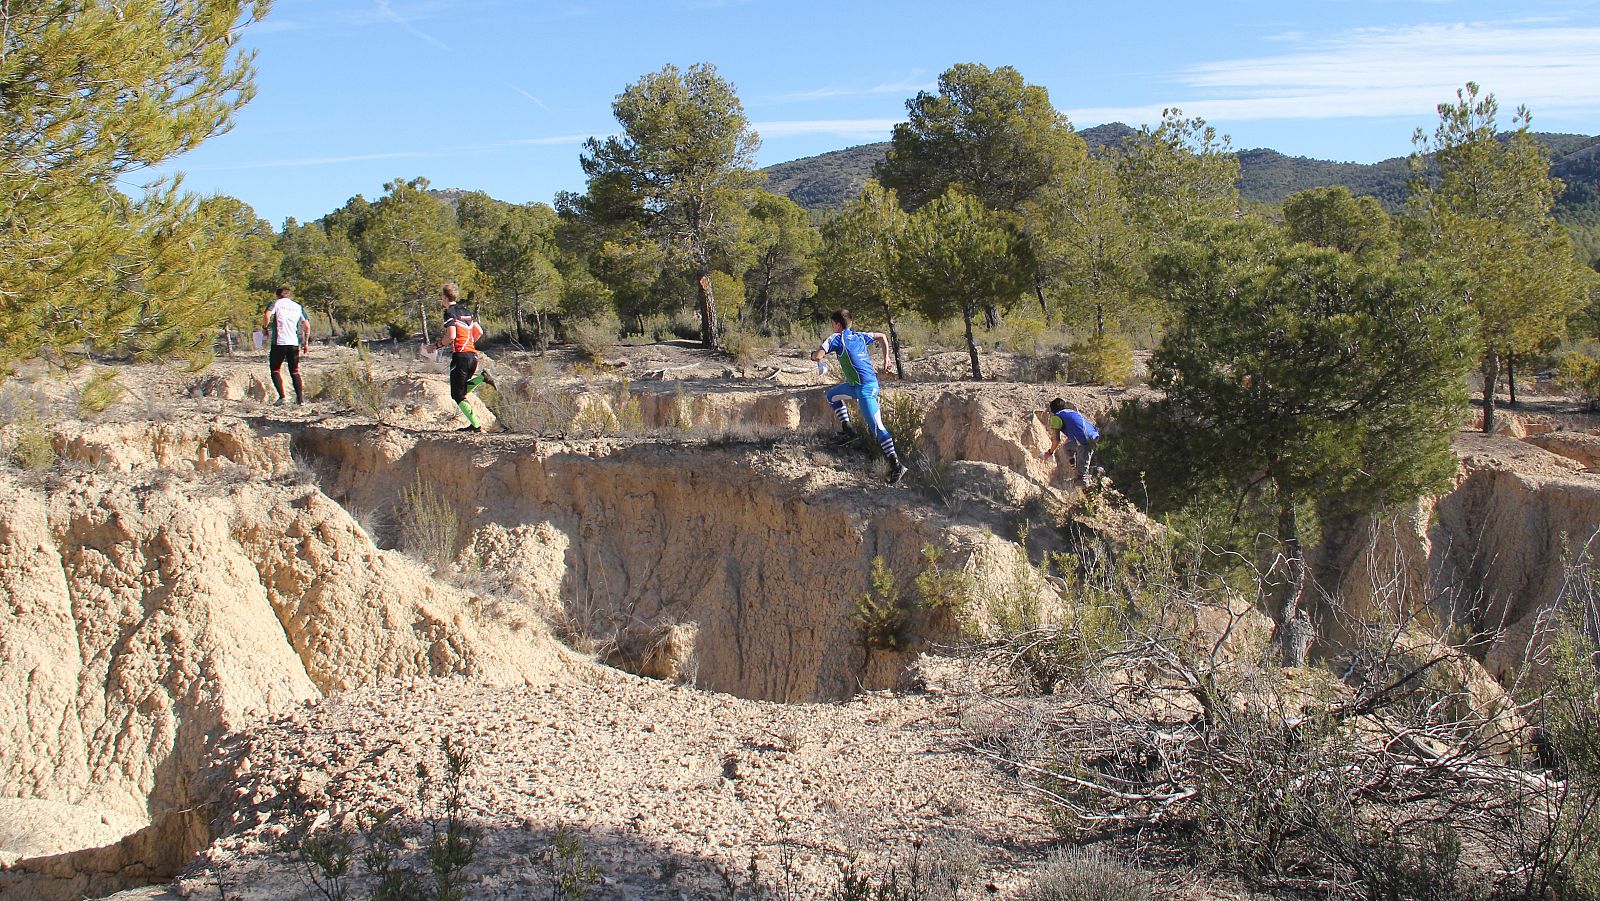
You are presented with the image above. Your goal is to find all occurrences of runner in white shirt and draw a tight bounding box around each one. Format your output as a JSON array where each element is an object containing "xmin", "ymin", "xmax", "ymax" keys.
[{"xmin": 263, "ymin": 286, "xmax": 310, "ymax": 405}]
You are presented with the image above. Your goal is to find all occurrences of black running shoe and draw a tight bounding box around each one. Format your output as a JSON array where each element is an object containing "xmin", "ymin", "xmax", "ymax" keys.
[
  {"xmin": 888, "ymin": 461, "xmax": 909, "ymax": 485},
  {"xmin": 482, "ymin": 371, "xmax": 496, "ymax": 388},
  {"xmin": 459, "ymin": 424, "xmax": 482, "ymax": 432}
]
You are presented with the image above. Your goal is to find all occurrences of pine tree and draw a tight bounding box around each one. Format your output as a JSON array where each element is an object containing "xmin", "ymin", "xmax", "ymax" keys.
[
  {"xmin": 365, "ymin": 178, "xmax": 480, "ymax": 342},
  {"xmin": 1402, "ymin": 83, "xmax": 1589, "ymax": 430},
  {"xmin": 816, "ymin": 182, "xmax": 912, "ymax": 378},
  {"xmin": 897, "ymin": 188, "xmax": 1035, "ymax": 380},
  {"xmin": 577, "ymin": 63, "xmax": 760, "ymax": 349},
  {"xmin": 0, "ymin": 0, "xmax": 270, "ymax": 369},
  {"xmin": 1123, "ymin": 219, "xmax": 1475, "ymax": 664}
]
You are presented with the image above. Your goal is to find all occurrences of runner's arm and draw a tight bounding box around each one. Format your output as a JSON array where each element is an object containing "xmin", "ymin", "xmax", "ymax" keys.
[
  {"xmin": 298, "ymin": 316, "xmax": 311, "ymax": 353},
  {"xmin": 872, "ymin": 332, "xmax": 890, "ymax": 376}
]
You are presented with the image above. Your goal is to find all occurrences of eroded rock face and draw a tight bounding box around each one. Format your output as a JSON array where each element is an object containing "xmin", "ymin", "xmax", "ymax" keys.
[
  {"xmin": 1526, "ymin": 430, "xmax": 1600, "ymax": 471},
  {"xmin": 0, "ymin": 427, "xmax": 572, "ymax": 898},
  {"xmin": 292, "ymin": 425, "xmax": 1039, "ymax": 703},
  {"xmin": 1434, "ymin": 438, "xmax": 1600, "ymax": 679},
  {"xmin": 1323, "ymin": 434, "xmax": 1600, "ymax": 680}
]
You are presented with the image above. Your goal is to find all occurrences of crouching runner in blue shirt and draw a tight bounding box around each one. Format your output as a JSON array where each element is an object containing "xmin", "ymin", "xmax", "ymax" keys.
[
  {"xmin": 1041, "ymin": 397, "xmax": 1100, "ymax": 488},
  {"xmin": 810, "ymin": 309, "xmax": 908, "ymax": 485}
]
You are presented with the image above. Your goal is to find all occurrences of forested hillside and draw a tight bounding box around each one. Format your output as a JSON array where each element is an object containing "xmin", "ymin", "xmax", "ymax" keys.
[{"xmin": 761, "ymin": 126, "xmax": 1600, "ymax": 259}]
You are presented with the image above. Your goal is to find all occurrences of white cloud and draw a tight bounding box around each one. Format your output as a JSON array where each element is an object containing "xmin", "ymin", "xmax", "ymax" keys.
[
  {"xmin": 1083, "ymin": 21, "xmax": 1600, "ymax": 126},
  {"xmin": 509, "ymin": 85, "xmax": 552, "ymax": 111},
  {"xmin": 751, "ymin": 118, "xmax": 904, "ymax": 138}
]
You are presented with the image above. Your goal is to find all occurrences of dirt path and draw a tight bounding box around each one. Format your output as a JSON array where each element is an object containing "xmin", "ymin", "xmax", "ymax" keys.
[{"xmin": 187, "ymin": 671, "xmax": 1054, "ymax": 899}]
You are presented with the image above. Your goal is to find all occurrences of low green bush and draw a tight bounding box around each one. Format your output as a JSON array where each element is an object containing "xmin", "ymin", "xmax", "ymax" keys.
[
  {"xmin": 1556, "ymin": 351, "xmax": 1600, "ymax": 410},
  {"xmin": 852, "ymin": 556, "xmax": 907, "ymax": 651}
]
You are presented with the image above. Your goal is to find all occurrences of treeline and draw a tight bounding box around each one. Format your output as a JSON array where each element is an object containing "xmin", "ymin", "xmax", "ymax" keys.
[{"xmin": 4, "ymin": 1, "xmax": 1599, "ymax": 435}]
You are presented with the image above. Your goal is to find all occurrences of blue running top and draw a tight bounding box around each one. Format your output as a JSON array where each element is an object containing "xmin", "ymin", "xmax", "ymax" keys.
[
  {"xmin": 1050, "ymin": 409, "xmax": 1099, "ymax": 444},
  {"xmin": 821, "ymin": 328, "xmax": 879, "ymax": 386}
]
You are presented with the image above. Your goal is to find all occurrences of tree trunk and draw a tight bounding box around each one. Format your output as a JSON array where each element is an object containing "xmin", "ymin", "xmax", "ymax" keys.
[
  {"xmin": 535, "ymin": 311, "xmax": 548, "ymax": 353},
  {"xmin": 324, "ymin": 301, "xmax": 341, "ymax": 339},
  {"xmin": 1033, "ymin": 276, "xmax": 1048, "ymax": 319},
  {"xmin": 962, "ymin": 303, "xmax": 983, "ymax": 380},
  {"xmin": 419, "ymin": 298, "xmax": 431, "ymax": 345},
  {"xmin": 223, "ymin": 325, "xmax": 234, "ymax": 355},
  {"xmin": 1276, "ymin": 490, "xmax": 1312, "ymax": 668},
  {"xmin": 983, "ymin": 303, "xmax": 1000, "ymax": 331},
  {"xmin": 695, "ymin": 270, "xmax": 721, "ymax": 349},
  {"xmin": 884, "ymin": 306, "xmax": 907, "ymax": 380},
  {"xmin": 511, "ymin": 293, "xmax": 527, "ymax": 346},
  {"xmin": 1481, "ymin": 349, "xmax": 1499, "ymax": 434},
  {"xmin": 1507, "ymin": 351, "xmax": 1518, "ymax": 408},
  {"xmin": 1095, "ymin": 303, "xmax": 1105, "ymax": 339}
]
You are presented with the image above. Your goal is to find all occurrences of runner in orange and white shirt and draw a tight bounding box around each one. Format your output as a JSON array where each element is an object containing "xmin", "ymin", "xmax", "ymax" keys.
[{"xmin": 423, "ymin": 283, "xmax": 494, "ymax": 431}]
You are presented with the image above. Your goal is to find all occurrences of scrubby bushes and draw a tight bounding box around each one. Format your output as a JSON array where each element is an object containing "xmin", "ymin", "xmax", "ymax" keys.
[
  {"xmin": 7, "ymin": 417, "xmax": 55, "ymax": 470},
  {"xmin": 77, "ymin": 368, "xmax": 124, "ymax": 416},
  {"xmin": 286, "ymin": 737, "xmax": 482, "ymax": 901},
  {"xmin": 397, "ymin": 476, "xmax": 461, "ymax": 571},
  {"xmin": 964, "ymin": 525, "xmax": 1600, "ymax": 900},
  {"xmin": 852, "ymin": 556, "xmax": 907, "ymax": 651},
  {"xmin": 1025, "ymin": 848, "xmax": 1152, "ymax": 901},
  {"xmin": 566, "ymin": 313, "xmax": 619, "ymax": 364},
  {"xmin": 485, "ymin": 371, "xmax": 578, "ymax": 436},
  {"xmin": 315, "ymin": 362, "xmax": 384, "ymax": 418}
]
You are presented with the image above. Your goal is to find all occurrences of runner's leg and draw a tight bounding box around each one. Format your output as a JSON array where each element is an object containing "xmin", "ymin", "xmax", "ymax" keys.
[
  {"xmin": 269, "ymin": 345, "xmax": 286, "ymax": 401},
  {"xmin": 825, "ymin": 384, "xmax": 857, "ymax": 435},
  {"xmin": 450, "ymin": 353, "xmax": 481, "ymax": 429},
  {"xmin": 286, "ymin": 346, "xmax": 304, "ymax": 403},
  {"xmin": 857, "ymin": 385, "xmax": 897, "ymax": 459}
]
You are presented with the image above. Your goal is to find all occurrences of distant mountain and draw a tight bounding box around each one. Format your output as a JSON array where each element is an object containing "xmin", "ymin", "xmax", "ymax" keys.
[{"xmin": 759, "ymin": 125, "xmax": 1600, "ymax": 233}]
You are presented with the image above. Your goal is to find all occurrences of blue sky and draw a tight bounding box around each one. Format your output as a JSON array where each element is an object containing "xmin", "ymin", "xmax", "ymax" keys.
[{"xmin": 138, "ymin": 0, "xmax": 1600, "ymax": 229}]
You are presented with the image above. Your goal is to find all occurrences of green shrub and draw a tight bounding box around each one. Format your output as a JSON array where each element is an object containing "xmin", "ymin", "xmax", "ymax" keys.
[
  {"xmin": 852, "ymin": 556, "xmax": 907, "ymax": 651},
  {"xmin": 397, "ymin": 476, "xmax": 462, "ymax": 570},
  {"xmin": 539, "ymin": 824, "xmax": 600, "ymax": 900},
  {"xmin": 914, "ymin": 544, "xmax": 973, "ymax": 619},
  {"xmin": 9, "ymin": 418, "xmax": 56, "ymax": 470},
  {"xmin": 1557, "ymin": 351, "xmax": 1600, "ymax": 410},
  {"xmin": 570, "ymin": 378, "xmax": 644, "ymax": 438},
  {"xmin": 880, "ymin": 392, "xmax": 923, "ymax": 465},
  {"xmin": 314, "ymin": 362, "xmax": 383, "ymax": 418},
  {"xmin": 1065, "ymin": 333, "xmax": 1135, "ymax": 386},
  {"xmin": 77, "ymin": 369, "xmax": 124, "ymax": 416},
  {"xmin": 419, "ymin": 736, "xmax": 480, "ymax": 901},
  {"xmin": 1525, "ymin": 619, "xmax": 1600, "ymax": 899}
]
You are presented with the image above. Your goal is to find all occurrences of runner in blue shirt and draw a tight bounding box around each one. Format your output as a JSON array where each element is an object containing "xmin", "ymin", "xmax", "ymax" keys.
[
  {"xmin": 1041, "ymin": 397, "xmax": 1100, "ymax": 488},
  {"xmin": 810, "ymin": 309, "xmax": 908, "ymax": 485}
]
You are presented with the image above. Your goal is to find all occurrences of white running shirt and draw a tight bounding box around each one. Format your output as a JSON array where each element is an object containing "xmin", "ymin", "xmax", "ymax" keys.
[{"xmin": 267, "ymin": 298, "xmax": 306, "ymax": 346}]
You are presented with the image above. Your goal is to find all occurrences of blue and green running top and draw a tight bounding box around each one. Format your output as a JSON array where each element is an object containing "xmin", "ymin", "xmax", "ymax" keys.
[
  {"xmin": 1049, "ymin": 409, "xmax": 1099, "ymax": 444},
  {"xmin": 821, "ymin": 329, "xmax": 879, "ymax": 386}
]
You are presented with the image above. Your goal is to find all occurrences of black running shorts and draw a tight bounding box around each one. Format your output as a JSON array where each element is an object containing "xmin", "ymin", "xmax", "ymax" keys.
[
  {"xmin": 449, "ymin": 351, "xmax": 478, "ymax": 403},
  {"xmin": 269, "ymin": 344, "xmax": 300, "ymax": 372}
]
